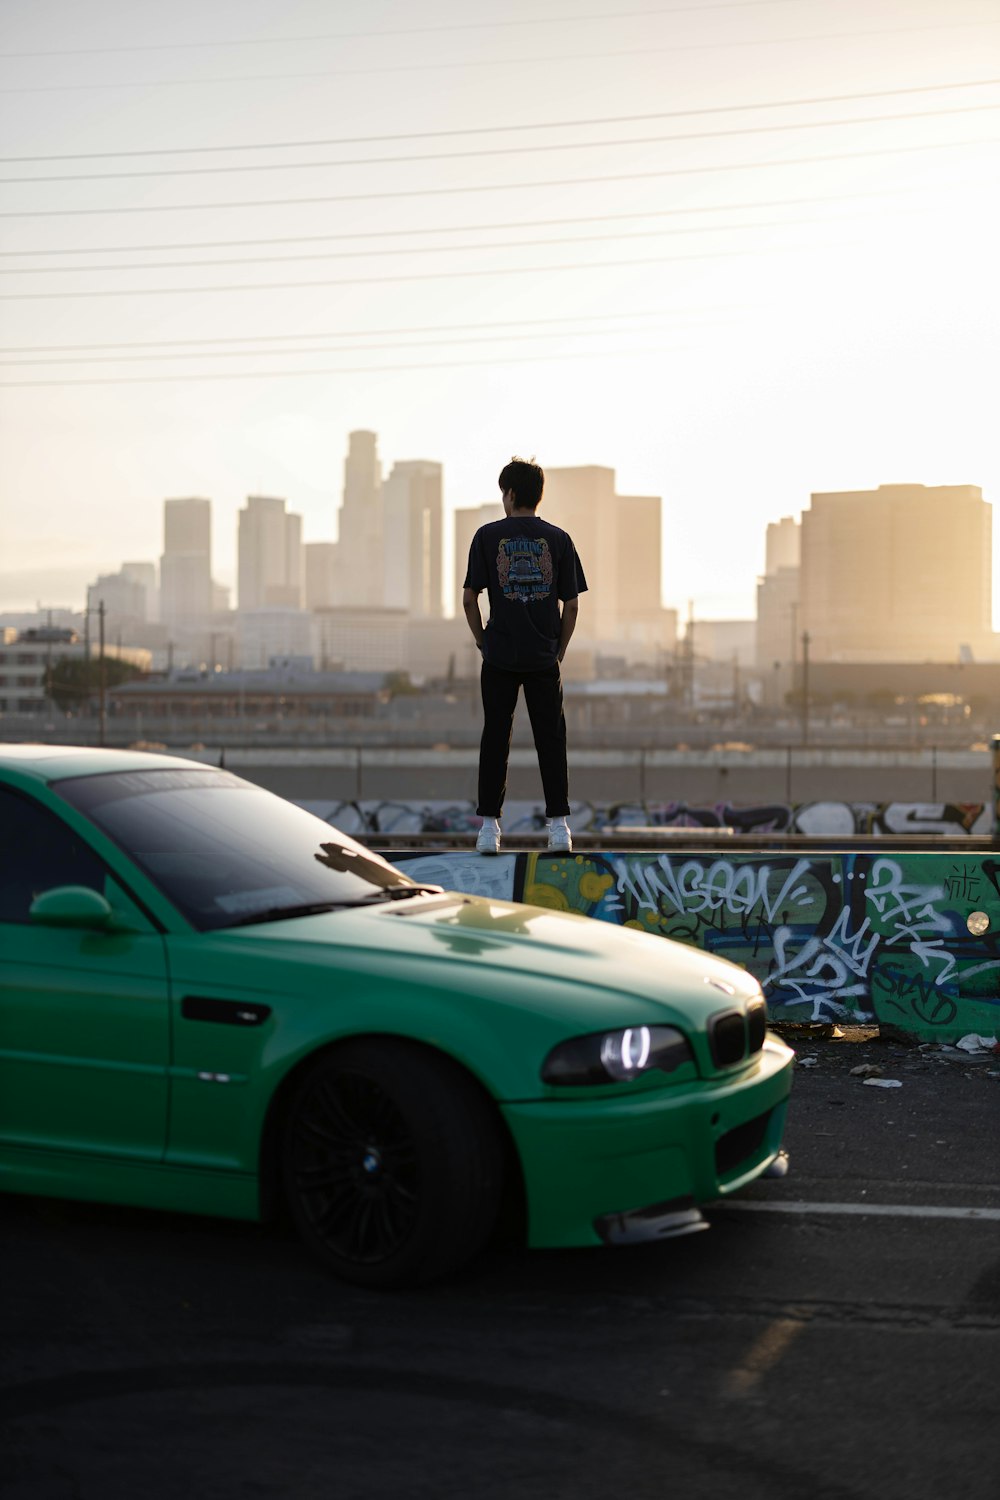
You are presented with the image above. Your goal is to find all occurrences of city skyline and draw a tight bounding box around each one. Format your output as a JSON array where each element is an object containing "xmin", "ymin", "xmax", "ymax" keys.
[
  {"xmin": 8, "ymin": 457, "xmax": 993, "ymax": 652},
  {"xmin": 2, "ymin": 436, "xmax": 995, "ymax": 632},
  {"xmin": 2, "ymin": 1, "xmax": 997, "ymax": 621}
]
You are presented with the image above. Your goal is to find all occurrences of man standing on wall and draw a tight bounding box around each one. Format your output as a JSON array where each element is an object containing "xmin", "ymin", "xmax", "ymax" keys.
[{"xmin": 463, "ymin": 457, "xmax": 587, "ymax": 855}]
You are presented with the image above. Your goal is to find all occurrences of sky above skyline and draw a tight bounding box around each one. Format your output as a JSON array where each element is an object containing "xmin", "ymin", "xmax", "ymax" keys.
[{"xmin": 1, "ymin": 0, "xmax": 998, "ymax": 620}]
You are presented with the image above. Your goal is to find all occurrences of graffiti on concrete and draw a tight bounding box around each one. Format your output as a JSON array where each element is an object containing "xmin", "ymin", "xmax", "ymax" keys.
[
  {"xmin": 392, "ymin": 849, "xmax": 1000, "ymax": 1043},
  {"xmin": 300, "ymin": 798, "xmax": 993, "ymax": 838}
]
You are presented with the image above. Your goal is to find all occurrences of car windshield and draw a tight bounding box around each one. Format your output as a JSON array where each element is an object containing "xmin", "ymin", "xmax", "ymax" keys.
[{"xmin": 56, "ymin": 768, "xmax": 420, "ymax": 931}]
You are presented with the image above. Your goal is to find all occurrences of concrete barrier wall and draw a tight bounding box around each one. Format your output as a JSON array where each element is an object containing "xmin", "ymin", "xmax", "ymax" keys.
[
  {"xmin": 390, "ymin": 849, "xmax": 1000, "ymax": 1046},
  {"xmin": 301, "ymin": 797, "xmax": 993, "ymax": 838}
]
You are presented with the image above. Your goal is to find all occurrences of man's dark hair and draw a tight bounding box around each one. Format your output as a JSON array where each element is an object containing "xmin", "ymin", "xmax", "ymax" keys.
[{"xmin": 499, "ymin": 457, "xmax": 544, "ymax": 511}]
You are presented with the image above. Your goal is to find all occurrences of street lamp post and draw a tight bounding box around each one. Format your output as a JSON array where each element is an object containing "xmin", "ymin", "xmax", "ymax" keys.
[
  {"xmin": 97, "ymin": 599, "xmax": 107, "ymax": 747},
  {"xmin": 801, "ymin": 630, "xmax": 811, "ymax": 747}
]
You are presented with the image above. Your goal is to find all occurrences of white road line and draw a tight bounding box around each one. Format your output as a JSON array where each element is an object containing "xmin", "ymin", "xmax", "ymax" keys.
[{"xmin": 720, "ymin": 1200, "xmax": 1000, "ymax": 1222}]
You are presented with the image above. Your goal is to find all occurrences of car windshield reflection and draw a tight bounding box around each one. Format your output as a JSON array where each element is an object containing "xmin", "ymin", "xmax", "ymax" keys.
[{"xmin": 56, "ymin": 768, "xmax": 422, "ymax": 931}]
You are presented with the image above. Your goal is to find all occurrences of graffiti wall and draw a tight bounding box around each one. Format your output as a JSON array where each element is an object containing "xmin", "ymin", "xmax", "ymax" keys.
[
  {"xmin": 300, "ymin": 798, "xmax": 993, "ymax": 838},
  {"xmin": 391, "ymin": 849, "xmax": 1000, "ymax": 1044}
]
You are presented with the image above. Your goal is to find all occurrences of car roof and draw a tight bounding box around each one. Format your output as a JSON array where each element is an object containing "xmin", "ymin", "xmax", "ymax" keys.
[{"xmin": 0, "ymin": 744, "xmax": 212, "ymax": 784}]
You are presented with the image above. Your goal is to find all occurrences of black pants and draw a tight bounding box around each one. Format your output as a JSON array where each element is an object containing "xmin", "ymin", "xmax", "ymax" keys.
[{"xmin": 477, "ymin": 660, "xmax": 569, "ymax": 819}]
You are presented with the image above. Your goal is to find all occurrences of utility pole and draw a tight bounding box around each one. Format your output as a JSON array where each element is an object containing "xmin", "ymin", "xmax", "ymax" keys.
[
  {"xmin": 98, "ymin": 600, "xmax": 107, "ymax": 747},
  {"xmin": 684, "ymin": 599, "xmax": 695, "ymax": 712},
  {"xmin": 801, "ymin": 629, "xmax": 811, "ymax": 746}
]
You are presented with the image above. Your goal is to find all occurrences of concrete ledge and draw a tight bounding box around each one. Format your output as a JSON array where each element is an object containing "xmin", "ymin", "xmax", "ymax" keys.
[{"xmin": 387, "ymin": 848, "xmax": 1000, "ymax": 1047}]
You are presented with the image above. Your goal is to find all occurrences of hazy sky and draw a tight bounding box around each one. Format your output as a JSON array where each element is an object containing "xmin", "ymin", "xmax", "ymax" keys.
[{"xmin": 1, "ymin": 0, "xmax": 998, "ymax": 619}]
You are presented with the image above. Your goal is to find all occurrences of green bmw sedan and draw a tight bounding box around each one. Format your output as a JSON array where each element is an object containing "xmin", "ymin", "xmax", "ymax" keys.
[{"xmin": 0, "ymin": 746, "xmax": 794, "ymax": 1286}]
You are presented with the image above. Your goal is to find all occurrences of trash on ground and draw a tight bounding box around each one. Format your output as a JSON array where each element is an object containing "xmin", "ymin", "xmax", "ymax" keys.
[
  {"xmin": 863, "ymin": 1078, "xmax": 903, "ymax": 1089},
  {"xmin": 796, "ymin": 1056, "xmax": 818, "ymax": 1068},
  {"xmin": 850, "ymin": 1063, "xmax": 884, "ymax": 1078},
  {"xmin": 955, "ymin": 1033, "xmax": 1000, "ymax": 1055}
]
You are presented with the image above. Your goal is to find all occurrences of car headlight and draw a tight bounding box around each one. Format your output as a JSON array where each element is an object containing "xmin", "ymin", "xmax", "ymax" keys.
[{"xmin": 541, "ymin": 1025, "xmax": 692, "ymax": 1086}]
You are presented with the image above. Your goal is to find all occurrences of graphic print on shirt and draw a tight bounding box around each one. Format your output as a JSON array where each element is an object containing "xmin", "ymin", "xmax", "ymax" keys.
[{"xmin": 496, "ymin": 536, "xmax": 553, "ymax": 603}]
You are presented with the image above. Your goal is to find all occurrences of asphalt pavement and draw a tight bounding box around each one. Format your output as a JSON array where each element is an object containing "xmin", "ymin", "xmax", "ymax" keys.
[{"xmin": 2, "ymin": 1033, "xmax": 998, "ymax": 1500}]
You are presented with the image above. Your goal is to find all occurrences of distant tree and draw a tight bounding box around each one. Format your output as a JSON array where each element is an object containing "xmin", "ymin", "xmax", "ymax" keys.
[
  {"xmin": 46, "ymin": 656, "xmax": 144, "ymax": 713},
  {"xmin": 383, "ymin": 670, "xmax": 420, "ymax": 698}
]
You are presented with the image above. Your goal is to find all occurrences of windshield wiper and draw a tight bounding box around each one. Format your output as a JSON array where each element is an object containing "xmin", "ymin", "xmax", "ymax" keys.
[
  {"xmin": 380, "ymin": 884, "xmax": 445, "ymax": 901},
  {"xmin": 327, "ymin": 884, "xmax": 446, "ymax": 908},
  {"xmin": 220, "ymin": 886, "xmax": 444, "ymax": 928},
  {"xmin": 222, "ymin": 900, "xmax": 351, "ymax": 929}
]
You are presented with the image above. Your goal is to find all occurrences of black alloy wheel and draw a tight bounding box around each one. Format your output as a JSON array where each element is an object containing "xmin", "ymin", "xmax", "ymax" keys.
[{"xmin": 283, "ymin": 1038, "xmax": 504, "ymax": 1288}]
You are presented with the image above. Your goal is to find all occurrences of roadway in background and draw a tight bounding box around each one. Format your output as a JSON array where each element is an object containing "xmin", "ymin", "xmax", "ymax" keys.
[{"xmin": 190, "ymin": 746, "xmax": 994, "ymax": 808}]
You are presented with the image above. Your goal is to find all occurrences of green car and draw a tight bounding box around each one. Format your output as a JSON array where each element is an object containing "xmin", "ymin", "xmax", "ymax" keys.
[{"xmin": 0, "ymin": 746, "xmax": 794, "ymax": 1287}]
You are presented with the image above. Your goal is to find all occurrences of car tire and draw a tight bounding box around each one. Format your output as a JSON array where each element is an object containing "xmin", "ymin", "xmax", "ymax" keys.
[{"xmin": 282, "ymin": 1038, "xmax": 504, "ymax": 1288}]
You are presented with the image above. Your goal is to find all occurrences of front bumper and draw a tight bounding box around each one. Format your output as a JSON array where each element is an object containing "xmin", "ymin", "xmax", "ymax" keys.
[{"xmin": 502, "ymin": 1034, "xmax": 794, "ymax": 1248}]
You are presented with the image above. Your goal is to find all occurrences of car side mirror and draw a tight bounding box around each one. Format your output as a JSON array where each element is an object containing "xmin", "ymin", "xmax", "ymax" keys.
[{"xmin": 29, "ymin": 886, "xmax": 115, "ymax": 929}]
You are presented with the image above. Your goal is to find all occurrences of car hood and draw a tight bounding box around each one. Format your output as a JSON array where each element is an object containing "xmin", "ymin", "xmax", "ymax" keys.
[{"xmin": 221, "ymin": 889, "xmax": 761, "ymax": 1026}]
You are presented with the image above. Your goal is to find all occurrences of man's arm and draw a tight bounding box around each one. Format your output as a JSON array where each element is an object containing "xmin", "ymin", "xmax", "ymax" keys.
[
  {"xmin": 463, "ymin": 586, "xmax": 485, "ymax": 650},
  {"xmin": 557, "ymin": 596, "xmax": 579, "ymax": 662}
]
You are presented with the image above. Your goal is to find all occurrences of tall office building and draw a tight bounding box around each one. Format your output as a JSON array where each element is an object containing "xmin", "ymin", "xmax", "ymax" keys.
[
  {"xmin": 335, "ymin": 430, "xmax": 383, "ymax": 607},
  {"xmin": 540, "ymin": 466, "xmax": 669, "ymax": 649},
  {"xmin": 800, "ymin": 483, "xmax": 992, "ymax": 661},
  {"xmin": 454, "ymin": 502, "xmax": 498, "ymax": 617},
  {"xmin": 756, "ymin": 516, "xmax": 800, "ymax": 695},
  {"xmin": 305, "ymin": 542, "xmax": 339, "ymax": 611},
  {"xmin": 237, "ymin": 495, "xmax": 304, "ymax": 610},
  {"xmin": 86, "ymin": 570, "xmax": 148, "ymax": 631},
  {"xmin": 382, "ymin": 460, "xmax": 444, "ymax": 618},
  {"xmin": 160, "ymin": 498, "xmax": 212, "ymax": 631},
  {"xmin": 765, "ymin": 516, "xmax": 801, "ymax": 574},
  {"xmin": 121, "ymin": 562, "xmax": 158, "ymax": 623}
]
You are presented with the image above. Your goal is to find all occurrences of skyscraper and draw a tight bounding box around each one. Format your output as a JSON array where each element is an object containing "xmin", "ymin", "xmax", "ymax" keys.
[
  {"xmin": 800, "ymin": 483, "xmax": 992, "ymax": 661},
  {"xmin": 335, "ymin": 430, "xmax": 383, "ymax": 607},
  {"xmin": 160, "ymin": 498, "xmax": 212, "ymax": 631},
  {"xmin": 541, "ymin": 466, "xmax": 668, "ymax": 648},
  {"xmin": 756, "ymin": 516, "xmax": 800, "ymax": 694},
  {"xmin": 237, "ymin": 496, "xmax": 304, "ymax": 610},
  {"xmin": 305, "ymin": 543, "xmax": 339, "ymax": 611},
  {"xmin": 121, "ymin": 561, "xmax": 158, "ymax": 623},
  {"xmin": 382, "ymin": 460, "xmax": 444, "ymax": 618},
  {"xmin": 454, "ymin": 502, "xmax": 498, "ymax": 617}
]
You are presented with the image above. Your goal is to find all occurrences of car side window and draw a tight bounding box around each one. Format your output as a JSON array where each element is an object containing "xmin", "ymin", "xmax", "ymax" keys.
[{"xmin": 0, "ymin": 785, "xmax": 108, "ymax": 924}]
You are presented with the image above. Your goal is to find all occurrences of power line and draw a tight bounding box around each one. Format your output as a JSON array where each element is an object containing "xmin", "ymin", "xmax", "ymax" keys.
[
  {"xmin": 0, "ymin": 204, "xmax": 935, "ymax": 278},
  {"xmin": 2, "ymin": 134, "xmax": 997, "ymax": 220},
  {"xmin": 0, "ymin": 342, "xmax": 724, "ymax": 389},
  {"xmin": 4, "ymin": 21, "xmax": 998, "ymax": 95},
  {"xmin": 0, "ymin": 319, "xmax": 738, "ymax": 366},
  {"xmin": 0, "ymin": 238, "xmax": 879, "ymax": 302},
  {"xmin": 0, "ymin": 181, "xmax": 974, "ymax": 260},
  {"xmin": 2, "ymin": 78, "xmax": 995, "ymax": 162},
  {"xmin": 0, "ymin": 306, "xmax": 747, "ymax": 355},
  {"xmin": 0, "ymin": 3, "xmax": 820, "ymax": 59},
  {"xmin": 4, "ymin": 101, "xmax": 997, "ymax": 185}
]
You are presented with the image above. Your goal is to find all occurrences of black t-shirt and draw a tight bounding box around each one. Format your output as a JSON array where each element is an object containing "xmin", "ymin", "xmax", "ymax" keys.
[{"xmin": 464, "ymin": 514, "xmax": 588, "ymax": 671}]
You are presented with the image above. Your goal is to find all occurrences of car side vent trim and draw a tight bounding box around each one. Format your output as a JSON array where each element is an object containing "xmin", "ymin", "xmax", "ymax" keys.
[{"xmin": 181, "ymin": 995, "xmax": 272, "ymax": 1026}]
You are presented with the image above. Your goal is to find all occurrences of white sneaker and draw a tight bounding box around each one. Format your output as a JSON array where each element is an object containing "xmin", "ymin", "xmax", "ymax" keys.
[
  {"xmin": 476, "ymin": 821, "xmax": 501, "ymax": 855},
  {"xmin": 547, "ymin": 820, "xmax": 573, "ymax": 853}
]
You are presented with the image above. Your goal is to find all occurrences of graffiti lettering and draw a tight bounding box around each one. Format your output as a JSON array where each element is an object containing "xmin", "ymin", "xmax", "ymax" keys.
[
  {"xmin": 612, "ymin": 855, "xmax": 815, "ymax": 924},
  {"xmin": 388, "ymin": 848, "xmax": 1000, "ymax": 1043},
  {"xmin": 872, "ymin": 963, "xmax": 959, "ymax": 1027},
  {"xmin": 944, "ymin": 863, "xmax": 982, "ymax": 902}
]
